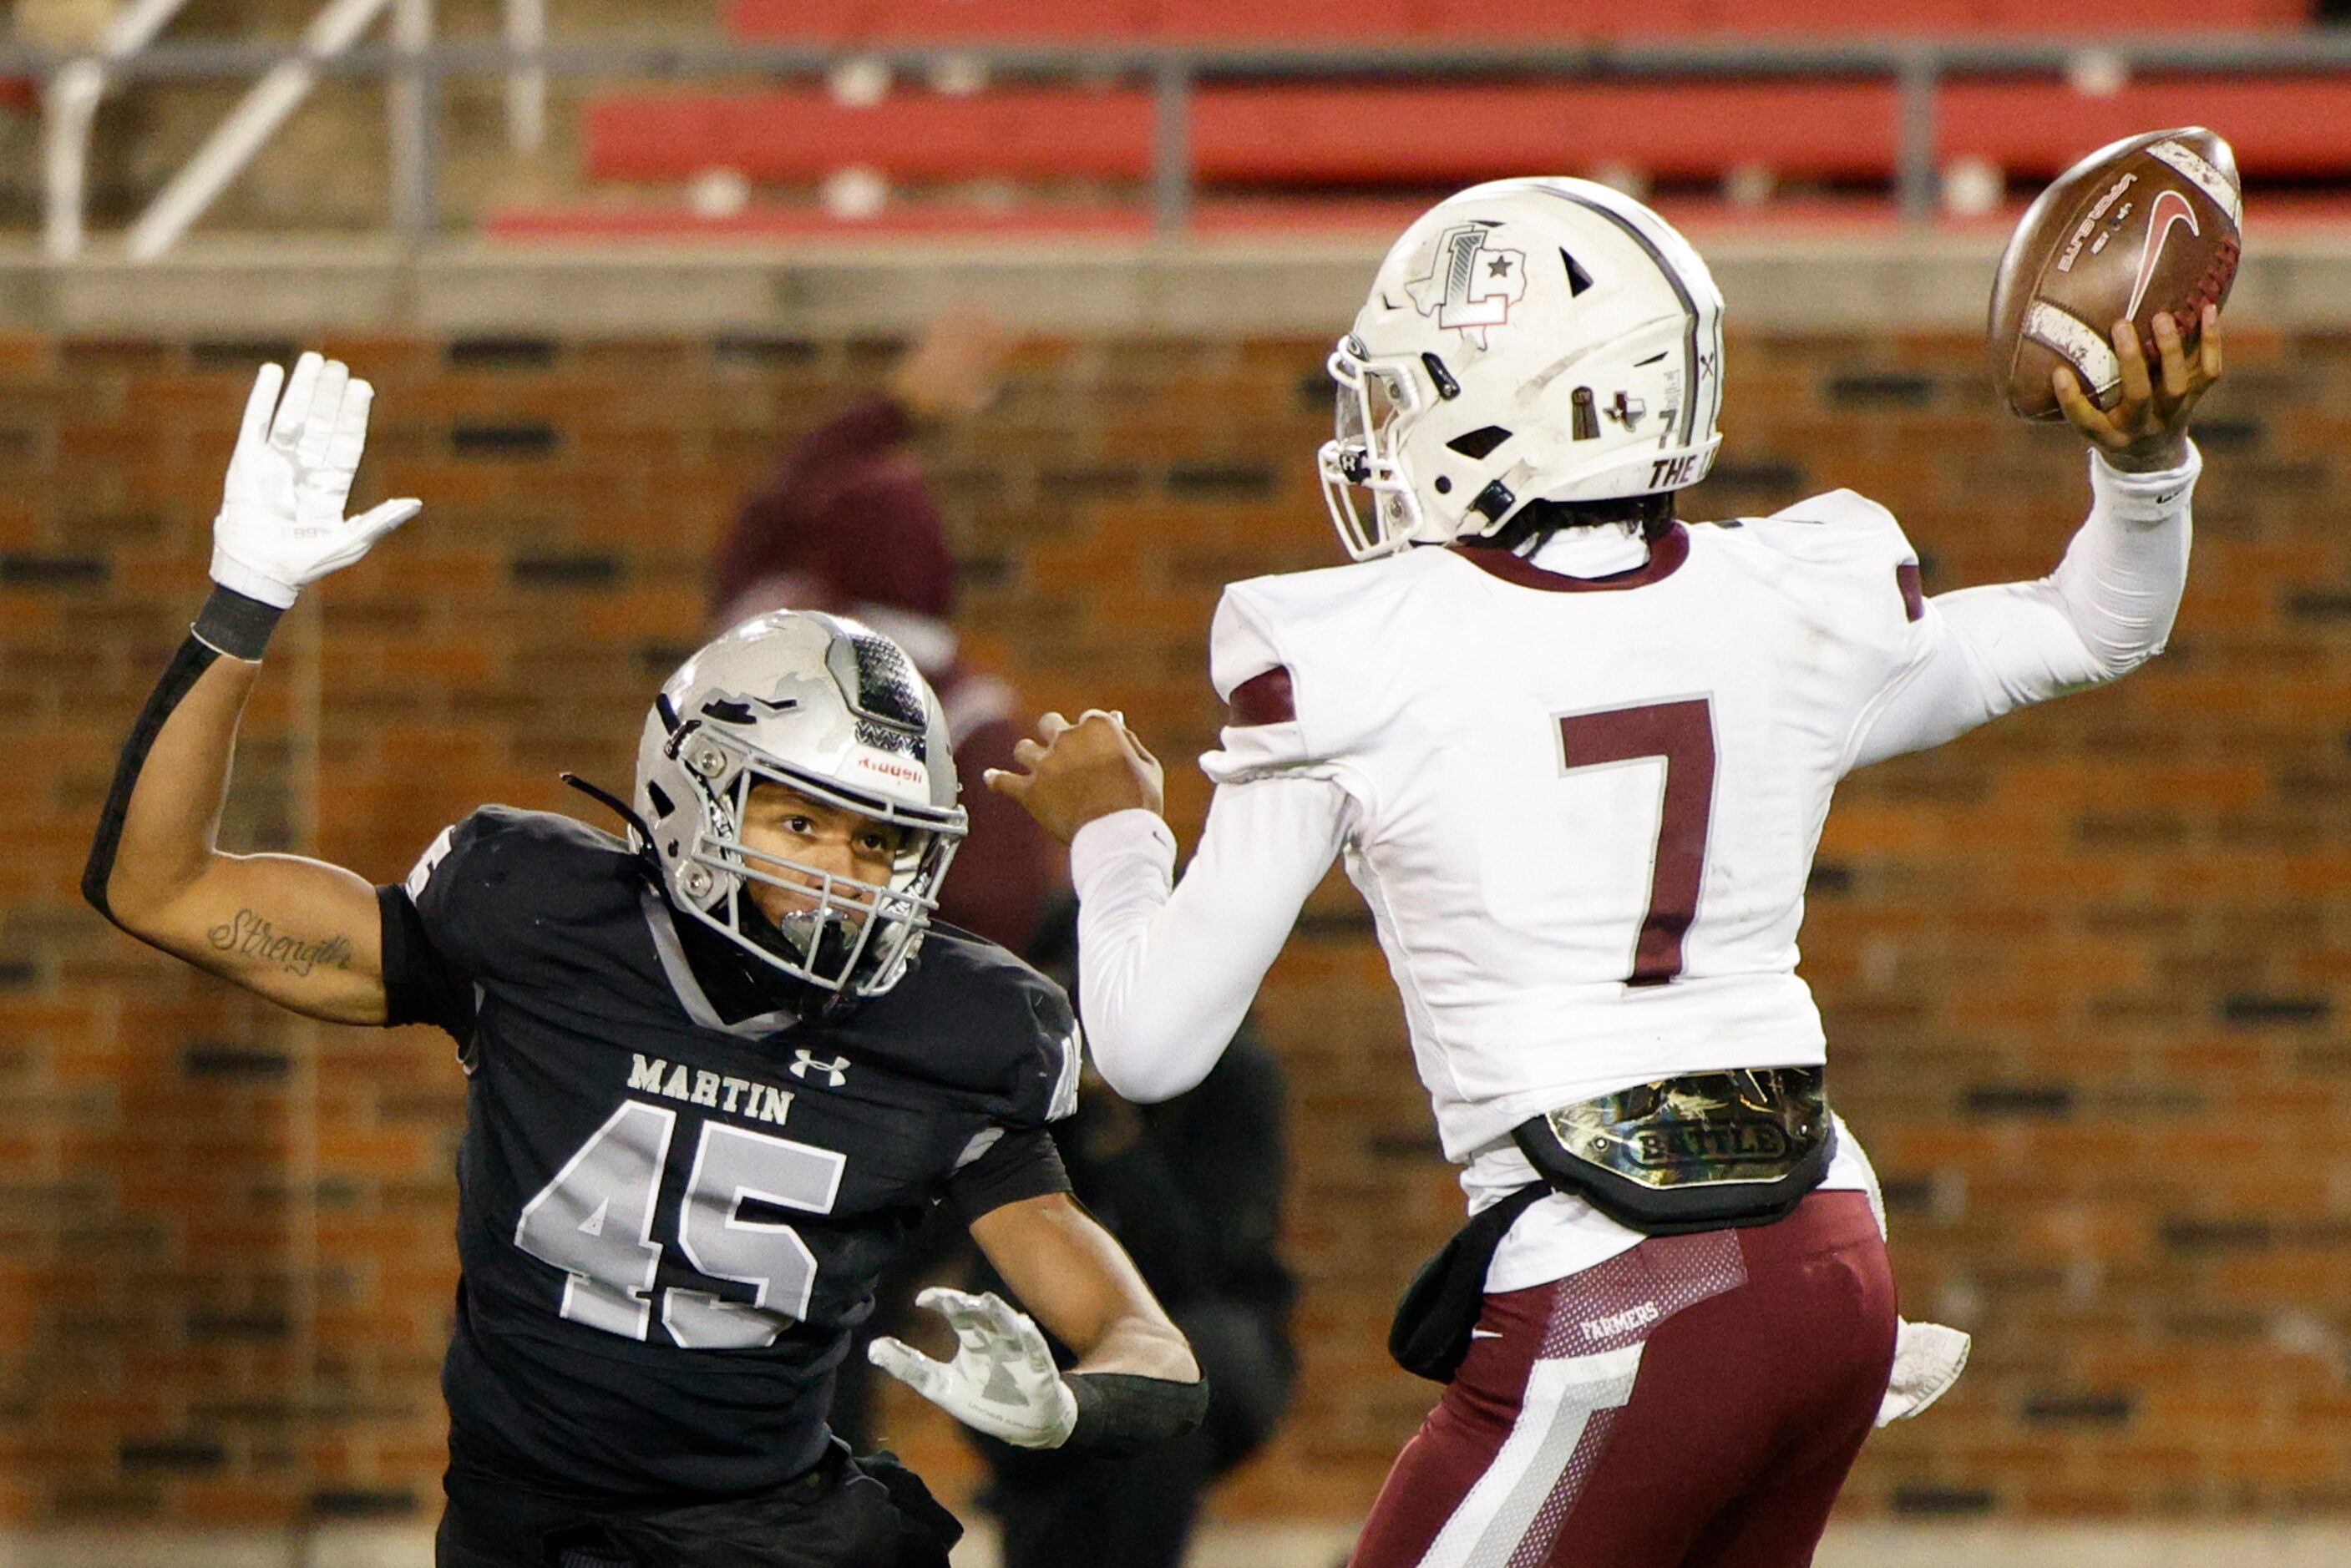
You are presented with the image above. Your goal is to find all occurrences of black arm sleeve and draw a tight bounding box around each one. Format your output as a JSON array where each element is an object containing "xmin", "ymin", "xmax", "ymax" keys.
[
  {"xmin": 1064, "ymin": 1371, "xmax": 1210, "ymax": 1457},
  {"xmin": 84, "ymin": 635, "xmax": 218, "ymax": 923},
  {"xmin": 945, "ymin": 1126, "xmax": 1072, "ymax": 1225},
  {"xmin": 84, "ymin": 590, "xmax": 287, "ymax": 924},
  {"xmin": 377, "ymin": 884, "xmax": 479, "ymax": 1044}
]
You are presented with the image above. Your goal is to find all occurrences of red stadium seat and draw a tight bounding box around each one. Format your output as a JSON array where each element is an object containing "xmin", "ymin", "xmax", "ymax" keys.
[
  {"xmin": 584, "ymin": 75, "xmax": 2351, "ymax": 191},
  {"xmin": 583, "ymin": 82, "xmax": 1901, "ymax": 188},
  {"xmin": 727, "ymin": 0, "xmax": 1152, "ymax": 43},
  {"xmin": 1939, "ymin": 78, "xmax": 2351, "ymax": 177},
  {"xmin": 1142, "ymin": 0, "xmax": 1421, "ymax": 43},
  {"xmin": 1685, "ymin": 0, "xmax": 1999, "ymax": 33},
  {"xmin": 1979, "ymin": 0, "xmax": 2302, "ymax": 26},
  {"xmin": 1192, "ymin": 83, "xmax": 1899, "ymax": 183},
  {"xmin": 586, "ymin": 90, "xmax": 1156, "ymax": 182}
]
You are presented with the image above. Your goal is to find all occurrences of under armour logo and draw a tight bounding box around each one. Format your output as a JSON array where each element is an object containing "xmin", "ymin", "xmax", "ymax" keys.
[
  {"xmin": 1604, "ymin": 392, "xmax": 1647, "ymax": 430},
  {"xmin": 790, "ymin": 1050, "xmax": 850, "ymax": 1087},
  {"xmin": 1405, "ymin": 222, "xmax": 1529, "ymax": 349}
]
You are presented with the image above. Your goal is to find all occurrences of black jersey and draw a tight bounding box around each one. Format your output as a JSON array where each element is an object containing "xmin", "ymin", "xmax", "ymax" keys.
[{"xmin": 377, "ymin": 806, "xmax": 1079, "ymax": 1502}]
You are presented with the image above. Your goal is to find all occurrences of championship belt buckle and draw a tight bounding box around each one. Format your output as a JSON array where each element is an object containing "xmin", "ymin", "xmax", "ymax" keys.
[{"xmin": 1512, "ymin": 1066, "xmax": 1835, "ymax": 1235}]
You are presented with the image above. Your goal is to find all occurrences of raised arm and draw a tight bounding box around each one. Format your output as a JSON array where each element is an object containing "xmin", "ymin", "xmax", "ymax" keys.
[
  {"xmin": 1847, "ymin": 307, "xmax": 2222, "ymax": 771},
  {"xmin": 82, "ymin": 354, "xmax": 420, "ymax": 1024}
]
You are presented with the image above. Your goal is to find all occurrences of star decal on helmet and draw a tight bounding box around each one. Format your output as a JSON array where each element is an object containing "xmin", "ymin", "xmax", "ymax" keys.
[{"xmin": 1406, "ymin": 222, "xmax": 1530, "ymax": 349}]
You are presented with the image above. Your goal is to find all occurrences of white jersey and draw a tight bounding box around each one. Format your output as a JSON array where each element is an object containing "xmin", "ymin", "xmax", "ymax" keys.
[
  {"xmin": 1068, "ymin": 451, "xmax": 2195, "ymax": 1288},
  {"xmin": 1207, "ymin": 500, "xmax": 1919, "ymax": 1156}
]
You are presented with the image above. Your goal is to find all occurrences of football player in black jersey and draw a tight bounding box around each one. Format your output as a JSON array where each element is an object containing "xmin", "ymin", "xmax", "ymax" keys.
[{"xmin": 80, "ymin": 353, "xmax": 1206, "ymax": 1567}]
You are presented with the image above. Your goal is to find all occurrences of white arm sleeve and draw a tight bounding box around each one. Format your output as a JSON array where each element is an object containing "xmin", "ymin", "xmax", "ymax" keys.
[
  {"xmin": 1847, "ymin": 445, "xmax": 2197, "ymax": 771},
  {"xmin": 1069, "ymin": 776, "xmax": 1351, "ymax": 1103}
]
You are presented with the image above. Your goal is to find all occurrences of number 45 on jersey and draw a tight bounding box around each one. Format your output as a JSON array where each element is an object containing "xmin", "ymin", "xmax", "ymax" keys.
[{"xmin": 516, "ymin": 1100, "xmax": 847, "ymax": 1349}]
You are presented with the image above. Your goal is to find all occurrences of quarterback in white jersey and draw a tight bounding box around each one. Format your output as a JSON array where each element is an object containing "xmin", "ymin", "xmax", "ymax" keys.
[{"xmin": 992, "ymin": 177, "xmax": 2222, "ymax": 1568}]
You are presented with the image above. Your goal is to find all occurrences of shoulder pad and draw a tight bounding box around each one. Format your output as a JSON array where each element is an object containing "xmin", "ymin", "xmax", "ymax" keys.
[
  {"xmin": 408, "ymin": 804, "xmax": 631, "ymax": 884},
  {"xmin": 403, "ymin": 807, "xmax": 641, "ymax": 968},
  {"xmin": 1206, "ymin": 557, "xmax": 1426, "ymax": 783},
  {"xmin": 1733, "ymin": 489, "xmax": 1919, "ymax": 572},
  {"xmin": 1752, "ymin": 488, "xmax": 1906, "ymax": 543},
  {"xmin": 1220, "ymin": 556, "xmax": 1409, "ymax": 636},
  {"xmin": 841, "ymin": 929, "xmax": 1082, "ymax": 1125}
]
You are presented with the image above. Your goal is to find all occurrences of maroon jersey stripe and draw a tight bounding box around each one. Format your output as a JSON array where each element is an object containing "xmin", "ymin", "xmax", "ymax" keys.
[
  {"xmin": 1896, "ymin": 560, "xmax": 1926, "ymax": 623},
  {"xmin": 1228, "ymin": 665, "xmax": 1297, "ymax": 727}
]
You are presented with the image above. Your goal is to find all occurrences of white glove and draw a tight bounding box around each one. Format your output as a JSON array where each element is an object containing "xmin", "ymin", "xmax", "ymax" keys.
[
  {"xmin": 867, "ymin": 1287, "xmax": 1078, "ymax": 1449},
  {"xmin": 1877, "ymin": 1318, "xmax": 1973, "ymax": 1426},
  {"xmin": 212, "ymin": 352, "xmax": 420, "ymax": 608}
]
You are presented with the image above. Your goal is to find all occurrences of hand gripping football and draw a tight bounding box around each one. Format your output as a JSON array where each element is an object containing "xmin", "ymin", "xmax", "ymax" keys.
[{"xmin": 1987, "ymin": 126, "xmax": 2242, "ymax": 422}]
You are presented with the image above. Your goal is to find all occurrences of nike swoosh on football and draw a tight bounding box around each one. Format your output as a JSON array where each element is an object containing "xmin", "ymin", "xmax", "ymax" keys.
[
  {"xmin": 1469, "ymin": 1328, "xmax": 1504, "ymax": 1339},
  {"xmin": 2126, "ymin": 188, "xmax": 2201, "ymax": 325}
]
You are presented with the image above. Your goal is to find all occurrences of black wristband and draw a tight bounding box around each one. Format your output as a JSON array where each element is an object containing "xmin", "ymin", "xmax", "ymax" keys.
[
  {"xmin": 192, "ymin": 584, "xmax": 285, "ymax": 661},
  {"xmin": 1063, "ymin": 1372, "xmax": 1209, "ymax": 1457}
]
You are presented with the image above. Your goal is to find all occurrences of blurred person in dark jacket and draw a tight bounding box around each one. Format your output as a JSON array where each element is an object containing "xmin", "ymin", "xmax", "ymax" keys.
[
  {"xmin": 712, "ymin": 311, "xmax": 1066, "ymax": 1452},
  {"xmin": 970, "ymin": 899, "xmax": 1299, "ymax": 1568},
  {"xmin": 710, "ymin": 309, "xmax": 1056, "ymax": 953}
]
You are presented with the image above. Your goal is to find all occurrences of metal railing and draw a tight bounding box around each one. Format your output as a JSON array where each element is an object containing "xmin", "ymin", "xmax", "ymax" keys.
[{"xmin": 9, "ymin": 28, "xmax": 2351, "ymax": 256}]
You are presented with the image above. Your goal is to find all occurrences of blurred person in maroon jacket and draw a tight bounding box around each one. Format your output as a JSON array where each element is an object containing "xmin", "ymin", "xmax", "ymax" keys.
[
  {"xmin": 712, "ymin": 311, "xmax": 1065, "ymax": 1448},
  {"xmin": 711, "ymin": 311, "xmax": 1057, "ymax": 953}
]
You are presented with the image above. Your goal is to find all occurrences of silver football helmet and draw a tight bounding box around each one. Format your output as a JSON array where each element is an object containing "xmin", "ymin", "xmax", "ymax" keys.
[{"xmin": 635, "ymin": 610, "xmax": 965, "ymax": 999}]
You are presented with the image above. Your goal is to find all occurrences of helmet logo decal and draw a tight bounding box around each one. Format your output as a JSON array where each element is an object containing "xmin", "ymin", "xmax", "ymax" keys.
[
  {"xmin": 1571, "ymin": 387, "xmax": 1600, "ymax": 441},
  {"xmin": 1406, "ymin": 222, "xmax": 1529, "ymax": 348},
  {"xmin": 699, "ymin": 691, "xmax": 798, "ymax": 727},
  {"xmin": 1603, "ymin": 392, "xmax": 1647, "ymax": 431}
]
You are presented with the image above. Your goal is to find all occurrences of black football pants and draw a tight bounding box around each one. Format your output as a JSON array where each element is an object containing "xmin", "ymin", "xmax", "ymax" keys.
[{"xmin": 435, "ymin": 1442, "xmax": 960, "ymax": 1568}]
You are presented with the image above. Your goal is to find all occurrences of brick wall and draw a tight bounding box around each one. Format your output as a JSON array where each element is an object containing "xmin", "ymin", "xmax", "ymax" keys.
[{"xmin": 2, "ymin": 324, "xmax": 2346, "ymax": 1532}]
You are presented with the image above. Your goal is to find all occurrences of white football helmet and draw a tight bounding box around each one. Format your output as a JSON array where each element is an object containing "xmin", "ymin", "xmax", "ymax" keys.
[
  {"xmin": 1319, "ymin": 177, "xmax": 1728, "ymax": 560},
  {"xmin": 635, "ymin": 610, "xmax": 965, "ymax": 999}
]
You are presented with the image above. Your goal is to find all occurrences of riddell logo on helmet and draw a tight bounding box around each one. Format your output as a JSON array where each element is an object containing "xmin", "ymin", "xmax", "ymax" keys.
[
  {"xmin": 853, "ymin": 751, "xmax": 925, "ymax": 787},
  {"xmin": 1406, "ymin": 222, "xmax": 1529, "ymax": 349}
]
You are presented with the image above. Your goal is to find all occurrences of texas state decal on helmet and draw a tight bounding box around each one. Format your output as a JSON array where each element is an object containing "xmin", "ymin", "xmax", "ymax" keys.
[{"xmin": 1406, "ymin": 222, "xmax": 1531, "ymax": 349}]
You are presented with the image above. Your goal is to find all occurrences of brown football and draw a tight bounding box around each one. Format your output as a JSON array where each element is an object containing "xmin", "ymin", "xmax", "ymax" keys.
[{"xmin": 1988, "ymin": 126, "xmax": 2242, "ymax": 422}]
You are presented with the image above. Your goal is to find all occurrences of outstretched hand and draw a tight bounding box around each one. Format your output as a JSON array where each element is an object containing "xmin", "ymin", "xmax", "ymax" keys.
[
  {"xmin": 985, "ymin": 710, "xmax": 1165, "ymax": 843},
  {"xmin": 213, "ymin": 352, "xmax": 420, "ymax": 609},
  {"xmin": 867, "ymin": 1287, "xmax": 1078, "ymax": 1449},
  {"xmin": 2053, "ymin": 304, "xmax": 2223, "ymax": 473}
]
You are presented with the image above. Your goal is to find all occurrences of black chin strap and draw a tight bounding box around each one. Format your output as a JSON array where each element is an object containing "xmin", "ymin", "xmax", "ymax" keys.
[
  {"xmin": 560, "ymin": 773, "xmax": 665, "ymax": 880},
  {"xmin": 563, "ymin": 771, "xmax": 864, "ymax": 1022}
]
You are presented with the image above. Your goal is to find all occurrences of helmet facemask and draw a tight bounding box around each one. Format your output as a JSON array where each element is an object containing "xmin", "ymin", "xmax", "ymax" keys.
[
  {"xmin": 661, "ymin": 721, "xmax": 961, "ymax": 1001},
  {"xmin": 1318, "ymin": 336, "xmax": 1432, "ymax": 561}
]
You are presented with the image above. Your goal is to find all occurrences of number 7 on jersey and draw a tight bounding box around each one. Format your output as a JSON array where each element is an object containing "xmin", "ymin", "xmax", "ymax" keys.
[{"xmin": 1557, "ymin": 697, "xmax": 1717, "ymax": 987}]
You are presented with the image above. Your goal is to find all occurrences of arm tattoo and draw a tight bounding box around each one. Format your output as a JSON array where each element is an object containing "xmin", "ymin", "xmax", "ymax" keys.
[{"xmin": 207, "ymin": 910, "xmax": 355, "ymax": 977}]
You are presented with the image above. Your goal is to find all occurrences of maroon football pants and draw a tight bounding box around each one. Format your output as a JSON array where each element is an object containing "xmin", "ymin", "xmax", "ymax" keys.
[{"xmin": 1350, "ymin": 1190, "xmax": 1896, "ymax": 1568}]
